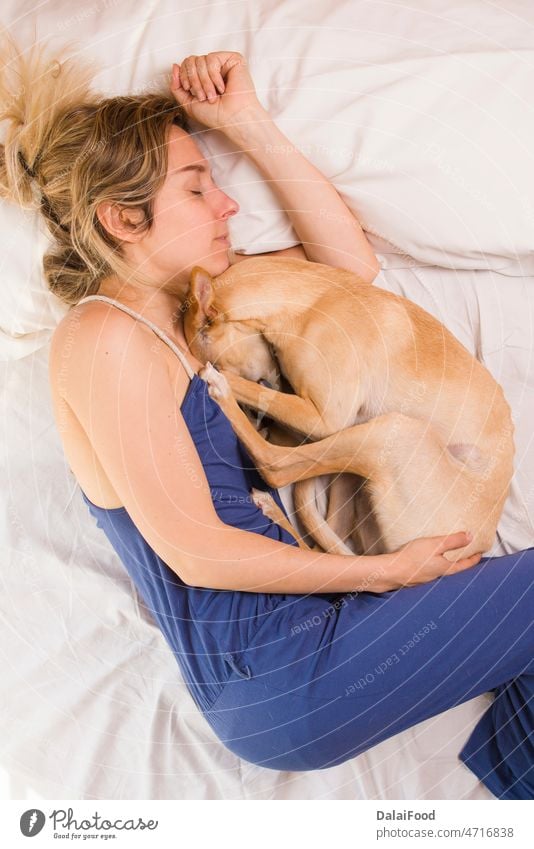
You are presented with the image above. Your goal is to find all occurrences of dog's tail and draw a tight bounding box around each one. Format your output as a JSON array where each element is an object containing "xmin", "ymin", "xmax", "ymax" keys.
[{"xmin": 293, "ymin": 478, "xmax": 353, "ymax": 556}]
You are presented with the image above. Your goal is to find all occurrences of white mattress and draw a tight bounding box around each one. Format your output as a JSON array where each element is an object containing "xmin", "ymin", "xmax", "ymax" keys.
[{"xmin": 1, "ymin": 0, "xmax": 533, "ymax": 800}]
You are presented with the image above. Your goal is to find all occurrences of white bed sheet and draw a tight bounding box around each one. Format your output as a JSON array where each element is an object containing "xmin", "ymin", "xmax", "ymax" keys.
[
  {"xmin": 2, "ymin": 262, "xmax": 533, "ymax": 800},
  {"xmin": 1, "ymin": 0, "xmax": 533, "ymax": 801}
]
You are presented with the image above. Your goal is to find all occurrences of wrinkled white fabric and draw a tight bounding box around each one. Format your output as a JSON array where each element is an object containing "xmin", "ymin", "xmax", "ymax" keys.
[
  {"xmin": 2, "ymin": 0, "xmax": 534, "ymax": 355},
  {"xmin": 2, "ymin": 0, "xmax": 532, "ymax": 800},
  {"xmin": 5, "ymin": 261, "xmax": 533, "ymax": 799}
]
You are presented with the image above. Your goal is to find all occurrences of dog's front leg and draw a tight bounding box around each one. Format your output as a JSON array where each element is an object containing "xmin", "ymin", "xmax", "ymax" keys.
[
  {"xmin": 201, "ymin": 364, "xmax": 327, "ymax": 487},
  {"xmin": 201, "ymin": 364, "xmax": 288, "ymax": 473},
  {"xmin": 222, "ymin": 371, "xmax": 333, "ymax": 440},
  {"xmin": 201, "ymin": 364, "xmax": 379, "ymax": 493}
]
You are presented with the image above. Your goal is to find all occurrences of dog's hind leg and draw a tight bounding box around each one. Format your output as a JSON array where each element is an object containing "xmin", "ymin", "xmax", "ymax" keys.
[
  {"xmin": 350, "ymin": 483, "xmax": 386, "ymax": 555},
  {"xmin": 325, "ymin": 474, "xmax": 362, "ymax": 542},
  {"xmin": 201, "ymin": 365, "xmax": 500, "ymax": 560},
  {"xmin": 250, "ymin": 488, "xmax": 312, "ymax": 550}
]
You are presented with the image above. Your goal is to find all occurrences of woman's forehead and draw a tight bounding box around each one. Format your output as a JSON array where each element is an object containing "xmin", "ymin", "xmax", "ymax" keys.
[{"xmin": 167, "ymin": 125, "xmax": 208, "ymax": 173}]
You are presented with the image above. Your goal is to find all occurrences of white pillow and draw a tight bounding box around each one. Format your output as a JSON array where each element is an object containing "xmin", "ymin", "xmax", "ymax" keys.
[
  {"xmin": 0, "ymin": 204, "xmax": 68, "ymax": 360},
  {"xmin": 200, "ymin": 0, "xmax": 534, "ymax": 275},
  {"xmin": 2, "ymin": 0, "xmax": 533, "ymax": 357}
]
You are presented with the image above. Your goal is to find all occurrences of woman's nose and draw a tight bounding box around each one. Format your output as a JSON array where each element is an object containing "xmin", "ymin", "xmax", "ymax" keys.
[{"xmin": 215, "ymin": 188, "xmax": 240, "ymax": 218}]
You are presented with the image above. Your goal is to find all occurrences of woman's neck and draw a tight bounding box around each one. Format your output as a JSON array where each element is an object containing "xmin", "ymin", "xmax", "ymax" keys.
[{"xmin": 96, "ymin": 274, "xmax": 188, "ymax": 344}]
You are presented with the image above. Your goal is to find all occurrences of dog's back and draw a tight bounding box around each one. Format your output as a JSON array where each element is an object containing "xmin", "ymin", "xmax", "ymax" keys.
[{"xmin": 215, "ymin": 257, "xmax": 513, "ymax": 457}]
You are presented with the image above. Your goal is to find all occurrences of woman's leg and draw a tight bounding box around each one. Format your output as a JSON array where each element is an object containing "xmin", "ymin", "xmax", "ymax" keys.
[{"xmin": 204, "ymin": 547, "xmax": 534, "ymax": 798}]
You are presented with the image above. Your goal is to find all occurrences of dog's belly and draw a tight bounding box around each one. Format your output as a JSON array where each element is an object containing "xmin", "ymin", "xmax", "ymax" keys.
[{"xmin": 447, "ymin": 442, "xmax": 487, "ymax": 472}]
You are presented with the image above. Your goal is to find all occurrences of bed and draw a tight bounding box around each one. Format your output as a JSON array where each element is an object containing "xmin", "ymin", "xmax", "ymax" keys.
[{"xmin": 1, "ymin": 0, "xmax": 533, "ymax": 800}]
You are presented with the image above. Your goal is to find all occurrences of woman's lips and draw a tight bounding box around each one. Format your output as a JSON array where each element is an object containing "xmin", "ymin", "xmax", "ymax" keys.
[{"xmin": 215, "ymin": 235, "xmax": 230, "ymax": 245}]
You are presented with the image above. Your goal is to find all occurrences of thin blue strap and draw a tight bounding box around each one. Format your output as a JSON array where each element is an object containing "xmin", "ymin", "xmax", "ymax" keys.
[{"xmin": 76, "ymin": 294, "xmax": 196, "ymax": 380}]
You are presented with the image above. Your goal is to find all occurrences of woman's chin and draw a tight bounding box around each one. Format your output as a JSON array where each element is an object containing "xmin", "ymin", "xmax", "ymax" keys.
[{"xmin": 212, "ymin": 247, "xmax": 232, "ymax": 272}]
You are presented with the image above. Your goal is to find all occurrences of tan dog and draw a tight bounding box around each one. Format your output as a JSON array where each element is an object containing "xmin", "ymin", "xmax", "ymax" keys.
[{"xmin": 183, "ymin": 256, "xmax": 514, "ymax": 561}]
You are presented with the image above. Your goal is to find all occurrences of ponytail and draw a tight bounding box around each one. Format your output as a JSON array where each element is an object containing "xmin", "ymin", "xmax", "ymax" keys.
[{"xmin": 0, "ymin": 34, "xmax": 189, "ymax": 304}]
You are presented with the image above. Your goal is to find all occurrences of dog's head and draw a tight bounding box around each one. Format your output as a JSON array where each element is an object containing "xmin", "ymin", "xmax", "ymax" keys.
[{"xmin": 182, "ymin": 266, "xmax": 281, "ymax": 389}]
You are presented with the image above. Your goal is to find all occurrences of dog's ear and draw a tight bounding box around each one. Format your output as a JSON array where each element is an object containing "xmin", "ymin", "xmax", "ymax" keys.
[{"xmin": 188, "ymin": 266, "xmax": 219, "ymax": 327}]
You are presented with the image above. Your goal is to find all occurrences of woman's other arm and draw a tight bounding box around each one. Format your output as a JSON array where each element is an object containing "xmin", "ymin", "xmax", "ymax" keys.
[
  {"xmin": 171, "ymin": 53, "xmax": 380, "ymax": 282},
  {"xmin": 224, "ymin": 111, "xmax": 380, "ymax": 282},
  {"xmin": 52, "ymin": 309, "xmax": 480, "ymax": 595}
]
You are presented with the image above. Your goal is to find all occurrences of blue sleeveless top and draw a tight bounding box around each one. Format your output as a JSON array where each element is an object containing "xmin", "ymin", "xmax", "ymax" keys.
[{"xmin": 77, "ymin": 295, "xmax": 297, "ymax": 713}]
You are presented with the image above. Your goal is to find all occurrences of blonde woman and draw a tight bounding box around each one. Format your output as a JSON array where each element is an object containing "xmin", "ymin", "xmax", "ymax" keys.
[{"xmin": 2, "ymin": 41, "xmax": 532, "ymax": 798}]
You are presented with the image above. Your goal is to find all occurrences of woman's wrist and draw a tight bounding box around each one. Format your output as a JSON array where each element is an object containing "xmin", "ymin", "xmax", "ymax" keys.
[
  {"xmin": 222, "ymin": 104, "xmax": 274, "ymax": 147},
  {"xmin": 350, "ymin": 553, "xmax": 394, "ymax": 594}
]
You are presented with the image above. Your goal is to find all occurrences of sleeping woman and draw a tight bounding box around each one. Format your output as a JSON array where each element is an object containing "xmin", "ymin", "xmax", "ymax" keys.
[{"xmin": 1, "ymin": 41, "xmax": 532, "ymax": 798}]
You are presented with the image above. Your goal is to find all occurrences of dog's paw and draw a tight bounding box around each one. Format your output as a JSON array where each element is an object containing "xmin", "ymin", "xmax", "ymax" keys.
[
  {"xmin": 199, "ymin": 361, "xmax": 230, "ymax": 402},
  {"xmin": 250, "ymin": 488, "xmax": 277, "ymax": 518}
]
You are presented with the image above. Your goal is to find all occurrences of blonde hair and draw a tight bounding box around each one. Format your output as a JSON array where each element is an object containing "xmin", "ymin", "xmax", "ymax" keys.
[{"xmin": 0, "ymin": 36, "xmax": 190, "ymax": 304}]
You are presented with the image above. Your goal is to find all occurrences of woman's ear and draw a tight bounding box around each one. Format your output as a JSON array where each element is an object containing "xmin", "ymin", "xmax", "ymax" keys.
[{"xmin": 96, "ymin": 201, "xmax": 145, "ymax": 242}]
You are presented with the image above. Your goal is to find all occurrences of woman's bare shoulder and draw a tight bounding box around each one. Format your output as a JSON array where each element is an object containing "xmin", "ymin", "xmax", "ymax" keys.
[
  {"xmin": 50, "ymin": 301, "xmax": 159, "ymax": 382},
  {"xmin": 51, "ymin": 299, "xmax": 147, "ymax": 348}
]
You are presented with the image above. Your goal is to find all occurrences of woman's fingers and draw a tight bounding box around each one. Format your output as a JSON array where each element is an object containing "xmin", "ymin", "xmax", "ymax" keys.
[
  {"xmin": 449, "ymin": 552, "xmax": 483, "ymax": 572},
  {"xmin": 171, "ymin": 64, "xmax": 186, "ymax": 93},
  {"xmin": 195, "ymin": 55, "xmax": 218, "ymax": 102},
  {"xmin": 435, "ymin": 530, "xmax": 473, "ymax": 555},
  {"xmin": 170, "ymin": 51, "xmax": 260, "ymax": 130},
  {"xmin": 179, "ymin": 54, "xmax": 228, "ymax": 102},
  {"xmin": 171, "ymin": 64, "xmax": 194, "ymax": 106},
  {"xmin": 207, "ymin": 53, "xmax": 226, "ymax": 93},
  {"xmin": 183, "ymin": 56, "xmax": 202, "ymax": 97},
  {"xmin": 433, "ymin": 551, "xmax": 482, "ymax": 581}
]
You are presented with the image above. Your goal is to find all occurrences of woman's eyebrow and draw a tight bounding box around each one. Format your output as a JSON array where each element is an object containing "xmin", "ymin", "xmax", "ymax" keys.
[{"xmin": 173, "ymin": 164, "xmax": 213, "ymax": 178}]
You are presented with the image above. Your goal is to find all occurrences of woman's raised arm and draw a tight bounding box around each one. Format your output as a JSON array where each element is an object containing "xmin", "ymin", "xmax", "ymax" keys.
[
  {"xmin": 50, "ymin": 306, "xmax": 479, "ymax": 595},
  {"xmin": 170, "ymin": 52, "xmax": 380, "ymax": 282}
]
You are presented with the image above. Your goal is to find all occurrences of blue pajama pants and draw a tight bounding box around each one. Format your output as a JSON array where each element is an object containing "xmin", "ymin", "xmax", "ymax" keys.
[{"xmin": 204, "ymin": 547, "xmax": 534, "ymax": 798}]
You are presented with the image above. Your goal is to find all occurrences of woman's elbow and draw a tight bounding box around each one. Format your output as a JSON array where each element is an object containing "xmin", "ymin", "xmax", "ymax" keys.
[
  {"xmin": 334, "ymin": 247, "xmax": 381, "ymax": 283},
  {"xmin": 361, "ymin": 254, "xmax": 381, "ymax": 284},
  {"xmin": 344, "ymin": 256, "xmax": 380, "ymax": 284}
]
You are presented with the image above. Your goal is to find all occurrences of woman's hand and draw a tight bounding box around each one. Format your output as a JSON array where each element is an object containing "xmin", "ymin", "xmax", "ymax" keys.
[
  {"xmin": 384, "ymin": 531, "xmax": 483, "ymax": 590},
  {"xmin": 170, "ymin": 51, "xmax": 268, "ymax": 132}
]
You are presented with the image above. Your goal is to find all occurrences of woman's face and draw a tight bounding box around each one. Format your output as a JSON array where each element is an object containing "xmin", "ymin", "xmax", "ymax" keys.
[{"xmin": 130, "ymin": 125, "xmax": 240, "ymax": 289}]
